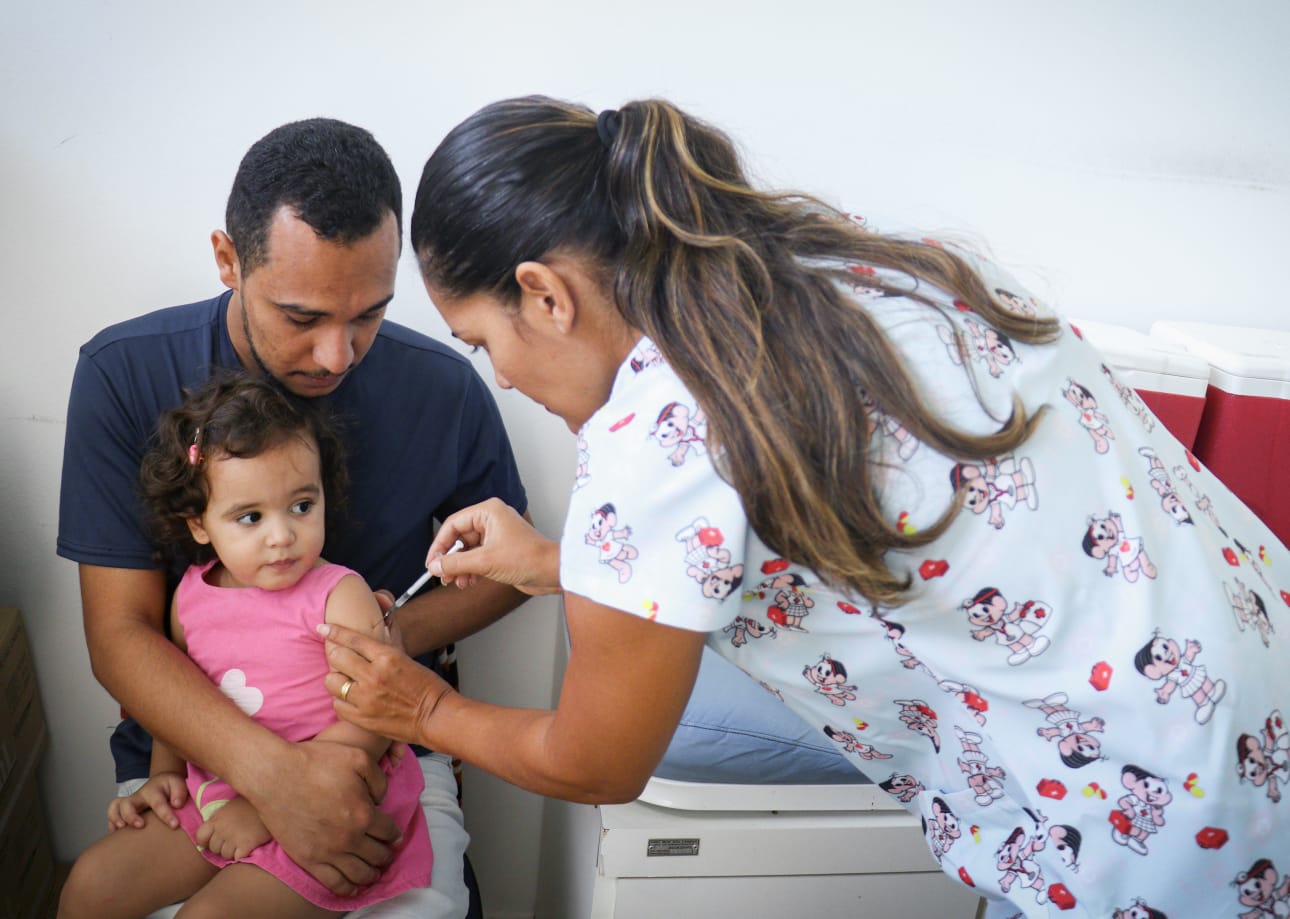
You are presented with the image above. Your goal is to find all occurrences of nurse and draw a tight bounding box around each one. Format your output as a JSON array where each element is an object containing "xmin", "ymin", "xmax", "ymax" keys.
[{"xmin": 323, "ymin": 95, "xmax": 1289, "ymax": 917}]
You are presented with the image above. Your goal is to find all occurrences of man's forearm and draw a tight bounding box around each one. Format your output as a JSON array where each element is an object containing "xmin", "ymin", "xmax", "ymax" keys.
[
  {"xmin": 394, "ymin": 577, "xmax": 528, "ymax": 658},
  {"xmin": 89, "ymin": 613, "xmax": 284, "ymax": 791}
]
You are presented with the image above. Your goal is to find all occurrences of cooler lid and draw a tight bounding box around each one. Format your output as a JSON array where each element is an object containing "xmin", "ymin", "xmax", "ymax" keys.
[
  {"xmin": 1151, "ymin": 321, "xmax": 1290, "ymax": 383},
  {"xmin": 1071, "ymin": 318, "xmax": 1211, "ymax": 381}
]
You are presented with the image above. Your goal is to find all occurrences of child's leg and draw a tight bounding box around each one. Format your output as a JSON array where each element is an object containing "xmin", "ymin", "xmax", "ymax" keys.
[
  {"xmin": 58, "ymin": 813, "xmax": 216, "ymax": 919},
  {"xmin": 175, "ymin": 863, "xmax": 340, "ymax": 919}
]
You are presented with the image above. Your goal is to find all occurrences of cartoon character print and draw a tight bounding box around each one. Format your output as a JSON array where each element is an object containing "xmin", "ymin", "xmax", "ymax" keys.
[
  {"xmin": 950, "ymin": 455, "xmax": 1038, "ymax": 530},
  {"xmin": 1110, "ymin": 764, "xmax": 1172, "ymax": 856},
  {"xmin": 843, "ymin": 264, "xmax": 896, "ymax": 300},
  {"xmin": 803, "ymin": 654, "xmax": 857, "ymax": 706},
  {"xmin": 1063, "ymin": 378, "xmax": 1115, "ymax": 454},
  {"xmin": 628, "ymin": 340, "xmax": 663, "ymax": 374},
  {"xmin": 1228, "ymin": 578, "xmax": 1276, "ymax": 648},
  {"xmin": 1230, "ymin": 533, "xmax": 1278, "ymax": 595},
  {"xmin": 1171, "ymin": 464, "xmax": 1227, "ymax": 534},
  {"xmin": 1048, "ymin": 824, "xmax": 1082, "ymax": 873},
  {"xmin": 1170, "ymin": 463, "xmax": 1282, "ymax": 592},
  {"xmin": 935, "ymin": 323, "xmax": 968, "ymax": 367},
  {"xmin": 1134, "ymin": 631, "xmax": 1227, "ymax": 725},
  {"xmin": 721, "ymin": 615, "xmax": 777, "ymax": 648},
  {"xmin": 1137, "ymin": 447, "xmax": 1192, "ymax": 525},
  {"xmin": 961, "ymin": 586, "xmax": 1051, "ymax": 664},
  {"xmin": 823, "ymin": 725, "xmax": 893, "ymax": 761},
  {"xmin": 760, "ymin": 571, "xmax": 814, "ymax": 632},
  {"xmin": 1236, "ymin": 710, "xmax": 1289, "ymax": 804},
  {"xmin": 995, "ymin": 808, "xmax": 1050, "ymax": 907},
  {"xmin": 674, "ymin": 517, "xmax": 743, "ymax": 601},
  {"xmin": 956, "ymin": 725, "xmax": 1006, "ymax": 805},
  {"xmin": 896, "ymin": 699, "xmax": 941, "ymax": 753},
  {"xmin": 875, "ymin": 616, "xmax": 931, "ymax": 675},
  {"xmin": 574, "ymin": 432, "xmax": 591, "ymax": 490},
  {"xmin": 921, "ymin": 796, "xmax": 962, "ymax": 863},
  {"xmin": 1024, "ymin": 692, "xmax": 1106, "ymax": 769},
  {"xmin": 651, "ymin": 400, "xmax": 707, "ymax": 467},
  {"xmin": 1234, "ymin": 858, "xmax": 1290, "ymax": 919},
  {"xmin": 878, "ymin": 772, "xmax": 926, "ymax": 804},
  {"xmin": 860, "ymin": 389, "xmax": 919, "ymax": 461},
  {"xmin": 937, "ymin": 678, "xmax": 989, "ymax": 727},
  {"xmin": 1101, "ymin": 363, "xmax": 1157, "ymax": 434},
  {"xmin": 585, "ymin": 503, "xmax": 638, "ymax": 583},
  {"xmin": 1083, "ymin": 510, "xmax": 1158, "ymax": 582},
  {"xmin": 964, "ymin": 317, "xmax": 1019, "ymax": 378},
  {"xmin": 876, "ymin": 615, "xmax": 989, "ymax": 725},
  {"xmin": 995, "ymin": 287, "xmax": 1039, "ymax": 318},
  {"xmin": 1112, "ymin": 899, "xmax": 1168, "ymax": 919}
]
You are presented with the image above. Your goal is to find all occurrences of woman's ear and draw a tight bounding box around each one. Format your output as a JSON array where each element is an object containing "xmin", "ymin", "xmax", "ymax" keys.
[
  {"xmin": 514, "ymin": 261, "xmax": 576, "ymax": 334},
  {"xmin": 186, "ymin": 516, "xmax": 212, "ymax": 546}
]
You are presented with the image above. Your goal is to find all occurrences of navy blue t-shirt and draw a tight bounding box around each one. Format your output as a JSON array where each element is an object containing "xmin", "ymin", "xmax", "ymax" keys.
[{"xmin": 58, "ymin": 291, "xmax": 527, "ymax": 780}]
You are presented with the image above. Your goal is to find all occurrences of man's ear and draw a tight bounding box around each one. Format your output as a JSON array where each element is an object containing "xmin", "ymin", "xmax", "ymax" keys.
[
  {"xmin": 211, "ymin": 230, "xmax": 242, "ymax": 291},
  {"xmin": 514, "ymin": 261, "xmax": 576, "ymax": 334},
  {"xmin": 186, "ymin": 516, "xmax": 212, "ymax": 546}
]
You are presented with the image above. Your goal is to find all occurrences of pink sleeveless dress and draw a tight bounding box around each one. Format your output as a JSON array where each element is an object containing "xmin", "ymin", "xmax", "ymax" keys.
[{"xmin": 172, "ymin": 561, "xmax": 432, "ymax": 909}]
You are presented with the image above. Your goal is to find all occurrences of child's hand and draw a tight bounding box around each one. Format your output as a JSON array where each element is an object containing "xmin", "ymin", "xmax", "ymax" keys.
[
  {"xmin": 107, "ymin": 772, "xmax": 188, "ymax": 832},
  {"xmin": 195, "ymin": 797, "xmax": 272, "ymax": 861}
]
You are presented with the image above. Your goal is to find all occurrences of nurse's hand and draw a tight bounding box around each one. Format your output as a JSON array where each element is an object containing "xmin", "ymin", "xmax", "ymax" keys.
[
  {"xmin": 426, "ymin": 499, "xmax": 562, "ymax": 596},
  {"xmin": 322, "ymin": 622, "xmax": 454, "ymax": 748}
]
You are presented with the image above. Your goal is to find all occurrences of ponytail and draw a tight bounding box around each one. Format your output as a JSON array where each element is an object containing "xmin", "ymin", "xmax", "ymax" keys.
[
  {"xmin": 412, "ymin": 96, "xmax": 1059, "ymax": 605},
  {"xmin": 603, "ymin": 100, "xmax": 1055, "ymax": 602}
]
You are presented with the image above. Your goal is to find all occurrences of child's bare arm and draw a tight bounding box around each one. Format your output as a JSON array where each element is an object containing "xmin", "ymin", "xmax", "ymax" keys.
[{"xmin": 316, "ymin": 572, "xmax": 396, "ymax": 761}]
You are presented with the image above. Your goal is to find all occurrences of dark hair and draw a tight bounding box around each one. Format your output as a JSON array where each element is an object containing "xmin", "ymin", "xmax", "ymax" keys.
[
  {"xmin": 1252, "ymin": 591, "xmax": 1269, "ymax": 621},
  {"xmin": 1122, "ymin": 764, "xmax": 1159, "ymax": 784},
  {"xmin": 1081, "ymin": 525, "xmax": 1101, "ymax": 558},
  {"xmin": 1060, "ymin": 746, "xmax": 1098, "ymax": 769},
  {"xmin": 139, "ymin": 372, "xmax": 349, "ymax": 568},
  {"xmin": 1053, "ymin": 824, "xmax": 1082, "ymax": 857},
  {"xmin": 412, "ymin": 96, "xmax": 1058, "ymax": 604},
  {"xmin": 1240, "ymin": 858, "xmax": 1275, "ymax": 883},
  {"xmin": 1066, "ymin": 380, "xmax": 1095, "ymax": 401},
  {"xmin": 1236, "ymin": 732, "xmax": 1257, "ymax": 766},
  {"xmin": 966, "ymin": 587, "xmax": 1001, "ymax": 608},
  {"xmin": 1133, "ymin": 638, "xmax": 1158, "ymax": 675},
  {"xmin": 227, "ymin": 118, "xmax": 402, "ymax": 275}
]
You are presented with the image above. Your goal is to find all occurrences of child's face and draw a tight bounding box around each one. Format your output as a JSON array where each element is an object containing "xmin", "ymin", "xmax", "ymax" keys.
[
  {"xmin": 654, "ymin": 408, "xmax": 686, "ymax": 445},
  {"xmin": 186, "ymin": 436, "xmax": 326, "ymax": 590}
]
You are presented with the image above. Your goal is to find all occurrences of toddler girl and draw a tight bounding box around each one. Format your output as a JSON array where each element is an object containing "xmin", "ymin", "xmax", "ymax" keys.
[{"xmin": 59, "ymin": 373, "xmax": 431, "ymax": 919}]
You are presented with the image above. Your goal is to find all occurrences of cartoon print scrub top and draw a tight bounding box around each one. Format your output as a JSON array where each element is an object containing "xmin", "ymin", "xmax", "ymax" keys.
[{"xmin": 559, "ymin": 248, "xmax": 1290, "ymax": 919}]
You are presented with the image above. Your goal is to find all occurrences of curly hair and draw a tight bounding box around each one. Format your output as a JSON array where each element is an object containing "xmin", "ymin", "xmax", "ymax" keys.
[
  {"xmin": 139, "ymin": 372, "xmax": 349, "ymax": 569},
  {"xmin": 226, "ymin": 118, "xmax": 402, "ymax": 276}
]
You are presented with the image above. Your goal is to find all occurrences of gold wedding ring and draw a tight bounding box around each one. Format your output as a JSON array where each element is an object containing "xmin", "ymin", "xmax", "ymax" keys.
[{"xmin": 340, "ymin": 679, "xmax": 354, "ymax": 703}]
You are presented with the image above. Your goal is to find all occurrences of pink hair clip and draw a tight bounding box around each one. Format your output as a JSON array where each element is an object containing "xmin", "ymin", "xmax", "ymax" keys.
[{"xmin": 187, "ymin": 427, "xmax": 202, "ymax": 466}]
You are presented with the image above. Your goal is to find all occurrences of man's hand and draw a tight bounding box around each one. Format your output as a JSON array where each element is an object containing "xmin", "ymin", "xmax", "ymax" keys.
[{"xmin": 244, "ymin": 739, "xmax": 399, "ymax": 896}]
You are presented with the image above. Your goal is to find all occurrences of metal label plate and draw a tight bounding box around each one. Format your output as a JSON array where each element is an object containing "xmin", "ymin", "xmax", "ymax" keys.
[{"xmin": 646, "ymin": 837, "xmax": 700, "ymax": 857}]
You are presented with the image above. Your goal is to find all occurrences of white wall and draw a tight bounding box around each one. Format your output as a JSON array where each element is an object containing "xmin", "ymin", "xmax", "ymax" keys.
[{"xmin": 3, "ymin": 2, "xmax": 1288, "ymax": 916}]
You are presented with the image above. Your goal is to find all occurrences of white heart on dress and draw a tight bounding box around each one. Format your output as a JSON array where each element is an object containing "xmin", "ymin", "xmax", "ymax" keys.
[{"xmin": 219, "ymin": 668, "xmax": 264, "ymax": 716}]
